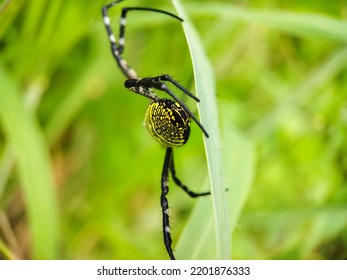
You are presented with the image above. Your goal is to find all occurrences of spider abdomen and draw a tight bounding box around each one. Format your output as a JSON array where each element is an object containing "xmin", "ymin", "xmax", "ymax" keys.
[{"xmin": 145, "ymin": 99, "xmax": 190, "ymax": 147}]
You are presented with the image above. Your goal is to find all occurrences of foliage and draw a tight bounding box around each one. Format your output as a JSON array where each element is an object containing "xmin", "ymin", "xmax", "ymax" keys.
[{"xmin": 0, "ymin": 0, "xmax": 346, "ymax": 259}]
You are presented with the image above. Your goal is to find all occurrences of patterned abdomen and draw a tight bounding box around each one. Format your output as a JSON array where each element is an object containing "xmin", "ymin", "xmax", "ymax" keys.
[{"xmin": 145, "ymin": 99, "xmax": 190, "ymax": 147}]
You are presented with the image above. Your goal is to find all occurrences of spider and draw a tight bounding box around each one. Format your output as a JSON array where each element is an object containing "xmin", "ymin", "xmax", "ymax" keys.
[{"xmin": 102, "ymin": 0, "xmax": 210, "ymax": 260}]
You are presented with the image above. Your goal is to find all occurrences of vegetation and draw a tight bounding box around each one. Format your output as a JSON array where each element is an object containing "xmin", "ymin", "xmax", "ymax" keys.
[{"xmin": 0, "ymin": 0, "xmax": 346, "ymax": 259}]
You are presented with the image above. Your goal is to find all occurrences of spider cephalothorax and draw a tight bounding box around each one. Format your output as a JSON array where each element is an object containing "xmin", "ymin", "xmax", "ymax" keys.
[{"xmin": 102, "ymin": 0, "xmax": 210, "ymax": 260}]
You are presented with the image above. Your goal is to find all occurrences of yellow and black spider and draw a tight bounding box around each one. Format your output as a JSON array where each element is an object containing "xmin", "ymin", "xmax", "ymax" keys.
[{"xmin": 102, "ymin": 0, "xmax": 210, "ymax": 260}]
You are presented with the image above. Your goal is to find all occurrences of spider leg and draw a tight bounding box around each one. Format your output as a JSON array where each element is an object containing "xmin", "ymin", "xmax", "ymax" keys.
[
  {"xmin": 102, "ymin": 0, "xmax": 138, "ymax": 79},
  {"xmin": 161, "ymin": 148, "xmax": 210, "ymax": 260},
  {"xmin": 131, "ymin": 75, "xmax": 200, "ymax": 102},
  {"xmin": 102, "ymin": 1, "xmax": 183, "ymax": 80},
  {"xmin": 170, "ymin": 150, "xmax": 210, "ymax": 198},
  {"xmin": 119, "ymin": 8, "xmax": 182, "ymax": 54},
  {"xmin": 161, "ymin": 147, "xmax": 175, "ymax": 260}
]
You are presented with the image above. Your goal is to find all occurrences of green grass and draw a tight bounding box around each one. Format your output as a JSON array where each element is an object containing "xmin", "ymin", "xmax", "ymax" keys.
[
  {"xmin": 173, "ymin": 0, "xmax": 231, "ymax": 260},
  {"xmin": 1, "ymin": 0, "xmax": 347, "ymax": 260},
  {"xmin": 0, "ymin": 66, "xmax": 59, "ymax": 259}
]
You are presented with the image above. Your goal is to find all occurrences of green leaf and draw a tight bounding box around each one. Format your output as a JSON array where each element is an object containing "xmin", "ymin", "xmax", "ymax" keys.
[
  {"xmin": 172, "ymin": 0, "xmax": 257, "ymax": 260},
  {"xmin": 186, "ymin": 3, "xmax": 347, "ymax": 43},
  {"xmin": 175, "ymin": 124, "xmax": 256, "ymax": 259},
  {"xmin": 0, "ymin": 65, "xmax": 59, "ymax": 259},
  {"xmin": 172, "ymin": 0, "xmax": 230, "ymax": 260}
]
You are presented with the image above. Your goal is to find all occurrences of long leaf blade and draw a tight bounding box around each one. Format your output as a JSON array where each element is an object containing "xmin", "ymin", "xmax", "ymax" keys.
[
  {"xmin": 186, "ymin": 3, "xmax": 347, "ymax": 43},
  {"xmin": 0, "ymin": 66, "xmax": 59, "ymax": 259},
  {"xmin": 172, "ymin": 0, "xmax": 230, "ymax": 260}
]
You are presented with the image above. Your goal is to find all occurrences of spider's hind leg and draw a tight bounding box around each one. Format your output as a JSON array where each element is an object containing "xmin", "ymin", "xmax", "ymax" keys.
[
  {"xmin": 161, "ymin": 147, "xmax": 176, "ymax": 260},
  {"xmin": 169, "ymin": 149, "xmax": 210, "ymax": 198},
  {"xmin": 160, "ymin": 148, "xmax": 210, "ymax": 260}
]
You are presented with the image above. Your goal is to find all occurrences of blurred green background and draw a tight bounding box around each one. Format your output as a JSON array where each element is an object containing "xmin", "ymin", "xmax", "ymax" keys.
[{"xmin": 1, "ymin": 0, "xmax": 347, "ymax": 260}]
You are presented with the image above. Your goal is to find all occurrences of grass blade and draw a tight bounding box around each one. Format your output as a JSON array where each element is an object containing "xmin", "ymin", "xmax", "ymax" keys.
[
  {"xmin": 186, "ymin": 3, "xmax": 347, "ymax": 43},
  {"xmin": 0, "ymin": 66, "xmax": 59, "ymax": 259},
  {"xmin": 172, "ymin": 0, "xmax": 230, "ymax": 259},
  {"xmin": 175, "ymin": 125, "xmax": 256, "ymax": 259}
]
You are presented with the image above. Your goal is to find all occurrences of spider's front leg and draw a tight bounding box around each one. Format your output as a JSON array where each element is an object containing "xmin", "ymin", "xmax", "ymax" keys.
[{"xmin": 102, "ymin": 1, "xmax": 183, "ymax": 80}]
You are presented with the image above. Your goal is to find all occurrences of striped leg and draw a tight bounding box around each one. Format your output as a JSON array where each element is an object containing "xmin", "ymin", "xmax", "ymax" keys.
[
  {"xmin": 161, "ymin": 147, "xmax": 175, "ymax": 260},
  {"xmin": 102, "ymin": 1, "xmax": 182, "ymax": 79},
  {"xmin": 118, "ymin": 8, "xmax": 182, "ymax": 54},
  {"xmin": 161, "ymin": 148, "xmax": 210, "ymax": 260},
  {"xmin": 102, "ymin": 0, "xmax": 138, "ymax": 79}
]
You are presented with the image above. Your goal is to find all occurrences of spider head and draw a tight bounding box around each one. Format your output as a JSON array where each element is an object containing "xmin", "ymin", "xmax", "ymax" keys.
[{"xmin": 124, "ymin": 79, "xmax": 137, "ymax": 88}]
